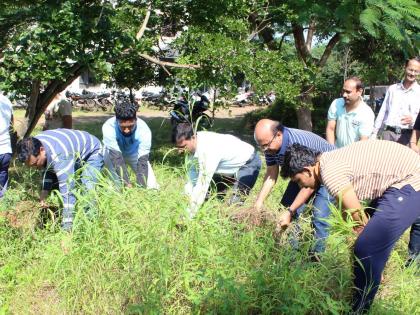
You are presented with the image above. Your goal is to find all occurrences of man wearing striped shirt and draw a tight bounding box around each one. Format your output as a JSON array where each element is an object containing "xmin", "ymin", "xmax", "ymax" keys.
[
  {"xmin": 17, "ymin": 129, "xmax": 103, "ymax": 231},
  {"xmin": 280, "ymin": 140, "xmax": 420, "ymax": 313},
  {"xmin": 253, "ymin": 119, "xmax": 335, "ymax": 255}
]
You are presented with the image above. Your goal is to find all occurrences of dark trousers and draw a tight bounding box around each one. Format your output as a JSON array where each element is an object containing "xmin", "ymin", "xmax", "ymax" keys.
[
  {"xmin": 212, "ymin": 152, "xmax": 261, "ymax": 204},
  {"xmin": 352, "ymin": 185, "xmax": 420, "ymax": 313},
  {"xmin": 0, "ymin": 153, "xmax": 12, "ymax": 198},
  {"xmin": 381, "ymin": 130, "xmax": 420, "ymax": 260}
]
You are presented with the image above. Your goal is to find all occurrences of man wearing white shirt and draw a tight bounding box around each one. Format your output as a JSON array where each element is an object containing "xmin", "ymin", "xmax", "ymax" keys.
[
  {"xmin": 372, "ymin": 57, "xmax": 420, "ymax": 144},
  {"xmin": 0, "ymin": 93, "xmax": 13, "ymax": 198},
  {"xmin": 326, "ymin": 77, "xmax": 375, "ymax": 148},
  {"xmin": 172, "ymin": 123, "xmax": 261, "ymax": 218}
]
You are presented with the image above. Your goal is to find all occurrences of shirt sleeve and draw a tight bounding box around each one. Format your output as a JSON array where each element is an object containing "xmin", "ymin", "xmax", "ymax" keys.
[
  {"xmin": 373, "ymin": 89, "xmax": 391, "ymax": 132},
  {"xmin": 327, "ymin": 99, "xmax": 338, "ymax": 121},
  {"xmin": 358, "ymin": 107, "xmax": 375, "ymax": 137},
  {"xmin": 188, "ymin": 151, "xmax": 221, "ymax": 214},
  {"xmin": 53, "ymin": 157, "xmax": 76, "ymax": 222},
  {"xmin": 102, "ymin": 119, "xmax": 122, "ymax": 153},
  {"xmin": 136, "ymin": 119, "xmax": 151, "ymax": 158},
  {"xmin": 264, "ymin": 152, "xmax": 279, "ymax": 167},
  {"xmin": 320, "ymin": 159, "xmax": 353, "ymax": 198}
]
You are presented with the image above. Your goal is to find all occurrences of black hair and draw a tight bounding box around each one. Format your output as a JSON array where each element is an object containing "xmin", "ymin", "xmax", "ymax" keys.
[
  {"xmin": 271, "ymin": 121, "xmax": 284, "ymax": 135},
  {"xmin": 114, "ymin": 100, "xmax": 138, "ymax": 120},
  {"xmin": 171, "ymin": 122, "xmax": 194, "ymax": 144},
  {"xmin": 345, "ymin": 76, "xmax": 364, "ymax": 91},
  {"xmin": 280, "ymin": 143, "xmax": 321, "ymax": 178},
  {"xmin": 16, "ymin": 137, "xmax": 43, "ymax": 162},
  {"xmin": 405, "ymin": 56, "xmax": 420, "ymax": 67}
]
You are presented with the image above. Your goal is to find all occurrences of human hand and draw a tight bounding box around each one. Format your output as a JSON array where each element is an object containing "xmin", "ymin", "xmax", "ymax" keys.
[
  {"xmin": 401, "ymin": 115, "xmax": 413, "ymax": 125},
  {"xmin": 40, "ymin": 200, "xmax": 48, "ymax": 209},
  {"xmin": 353, "ymin": 224, "xmax": 365, "ymax": 235},
  {"xmin": 277, "ymin": 210, "xmax": 292, "ymax": 231}
]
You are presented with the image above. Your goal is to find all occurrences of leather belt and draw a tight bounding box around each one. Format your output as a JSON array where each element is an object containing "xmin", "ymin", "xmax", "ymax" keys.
[{"xmin": 384, "ymin": 125, "xmax": 411, "ymax": 134}]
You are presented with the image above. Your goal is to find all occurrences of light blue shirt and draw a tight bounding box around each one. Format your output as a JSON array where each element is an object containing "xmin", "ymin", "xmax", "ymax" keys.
[
  {"xmin": 102, "ymin": 117, "xmax": 151, "ymax": 158},
  {"xmin": 328, "ymin": 98, "xmax": 375, "ymax": 148}
]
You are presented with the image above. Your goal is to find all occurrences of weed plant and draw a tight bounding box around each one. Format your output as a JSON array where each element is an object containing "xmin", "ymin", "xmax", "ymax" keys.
[{"xmin": 0, "ymin": 113, "xmax": 419, "ymax": 314}]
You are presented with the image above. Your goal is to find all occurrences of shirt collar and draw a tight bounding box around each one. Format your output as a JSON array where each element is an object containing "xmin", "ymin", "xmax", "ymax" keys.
[
  {"xmin": 279, "ymin": 127, "xmax": 290, "ymax": 155},
  {"xmin": 397, "ymin": 80, "xmax": 419, "ymax": 92}
]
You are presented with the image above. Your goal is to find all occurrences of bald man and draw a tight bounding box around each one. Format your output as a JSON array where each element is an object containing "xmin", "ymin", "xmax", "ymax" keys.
[{"xmin": 253, "ymin": 119, "xmax": 336, "ymax": 255}]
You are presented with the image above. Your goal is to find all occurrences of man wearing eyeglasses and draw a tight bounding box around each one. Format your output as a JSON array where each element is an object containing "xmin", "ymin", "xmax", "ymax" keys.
[
  {"xmin": 252, "ymin": 119, "xmax": 335, "ymax": 256},
  {"xmin": 372, "ymin": 57, "xmax": 420, "ymax": 144}
]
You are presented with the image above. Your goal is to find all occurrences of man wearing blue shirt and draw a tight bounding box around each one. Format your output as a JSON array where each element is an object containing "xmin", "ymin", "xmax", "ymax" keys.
[
  {"xmin": 326, "ymin": 77, "xmax": 375, "ymax": 148},
  {"xmin": 253, "ymin": 119, "xmax": 335, "ymax": 255},
  {"xmin": 16, "ymin": 129, "xmax": 103, "ymax": 231},
  {"xmin": 102, "ymin": 101, "xmax": 158, "ymax": 189}
]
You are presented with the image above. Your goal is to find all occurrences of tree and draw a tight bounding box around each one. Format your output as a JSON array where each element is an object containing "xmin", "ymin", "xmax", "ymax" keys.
[
  {"xmin": 0, "ymin": 0, "xmax": 198, "ymax": 137},
  {"xmin": 173, "ymin": 0, "xmax": 420, "ymax": 130}
]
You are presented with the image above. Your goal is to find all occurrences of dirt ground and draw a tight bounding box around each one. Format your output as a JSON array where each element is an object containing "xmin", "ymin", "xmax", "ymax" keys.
[{"xmin": 13, "ymin": 105, "xmax": 261, "ymax": 134}]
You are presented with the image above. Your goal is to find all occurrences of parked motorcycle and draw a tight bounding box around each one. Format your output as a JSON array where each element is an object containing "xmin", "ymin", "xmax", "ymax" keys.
[{"xmin": 169, "ymin": 93, "xmax": 213, "ymax": 130}]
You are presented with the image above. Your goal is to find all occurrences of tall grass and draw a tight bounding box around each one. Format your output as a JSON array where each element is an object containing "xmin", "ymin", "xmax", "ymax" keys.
[{"xmin": 1, "ymin": 113, "xmax": 419, "ymax": 314}]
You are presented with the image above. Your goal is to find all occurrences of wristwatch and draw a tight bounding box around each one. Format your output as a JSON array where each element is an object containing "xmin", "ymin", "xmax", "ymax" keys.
[{"xmin": 286, "ymin": 207, "xmax": 296, "ymax": 220}]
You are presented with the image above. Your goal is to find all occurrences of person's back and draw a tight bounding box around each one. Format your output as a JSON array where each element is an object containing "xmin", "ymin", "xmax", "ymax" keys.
[
  {"xmin": 195, "ymin": 131, "xmax": 255, "ymax": 174},
  {"xmin": 43, "ymin": 93, "xmax": 72, "ymax": 130}
]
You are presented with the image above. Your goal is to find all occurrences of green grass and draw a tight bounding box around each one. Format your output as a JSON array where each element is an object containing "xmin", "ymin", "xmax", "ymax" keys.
[{"xmin": 1, "ymin": 111, "xmax": 419, "ymax": 314}]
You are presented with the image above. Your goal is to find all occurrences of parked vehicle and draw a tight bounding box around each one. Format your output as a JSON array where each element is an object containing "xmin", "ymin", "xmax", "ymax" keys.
[{"xmin": 169, "ymin": 93, "xmax": 213, "ymax": 129}]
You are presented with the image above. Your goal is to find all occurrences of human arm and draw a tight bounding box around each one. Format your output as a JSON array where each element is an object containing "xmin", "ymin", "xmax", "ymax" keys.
[
  {"xmin": 254, "ymin": 165, "xmax": 279, "ymax": 211},
  {"xmin": 325, "ymin": 101, "xmax": 338, "ymax": 145},
  {"xmin": 410, "ymin": 129, "xmax": 420, "ymax": 153},
  {"xmin": 108, "ymin": 148, "xmax": 131, "ymax": 185},
  {"xmin": 372, "ymin": 90, "xmax": 390, "ymax": 137},
  {"xmin": 339, "ymin": 185, "xmax": 367, "ymax": 234},
  {"xmin": 187, "ymin": 153, "xmax": 221, "ymax": 218},
  {"xmin": 277, "ymin": 187, "xmax": 315, "ymax": 229},
  {"xmin": 136, "ymin": 154, "xmax": 149, "ymax": 187},
  {"xmin": 325, "ymin": 120, "xmax": 336, "ymax": 145}
]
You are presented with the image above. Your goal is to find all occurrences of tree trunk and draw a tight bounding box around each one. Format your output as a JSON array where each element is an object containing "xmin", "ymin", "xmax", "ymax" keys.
[
  {"xmin": 22, "ymin": 64, "xmax": 86, "ymax": 137},
  {"xmin": 296, "ymin": 94, "xmax": 313, "ymax": 131}
]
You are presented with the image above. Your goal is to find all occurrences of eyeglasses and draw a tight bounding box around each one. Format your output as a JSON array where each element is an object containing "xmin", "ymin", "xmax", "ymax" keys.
[
  {"xmin": 260, "ymin": 133, "xmax": 277, "ymax": 151},
  {"xmin": 406, "ymin": 68, "xmax": 420, "ymax": 75}
]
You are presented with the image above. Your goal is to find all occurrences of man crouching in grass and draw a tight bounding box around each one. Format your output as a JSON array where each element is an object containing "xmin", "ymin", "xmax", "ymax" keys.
[
  {"xmin": 16, "ymin": 129, "xmax": 104, "ymax": 231},
  {"xmin": 280, "ymin": 140, "xmax": 420, "ymax": 313},
  {"xmin": 173, "ymin": 122, "xmax": 261, "ymax": 218}
]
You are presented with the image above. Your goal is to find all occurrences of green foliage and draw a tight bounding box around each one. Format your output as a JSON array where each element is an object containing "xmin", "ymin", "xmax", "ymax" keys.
[{"xmin": 1, "ymin": 115, "xmax": 419, "ymax": 313}]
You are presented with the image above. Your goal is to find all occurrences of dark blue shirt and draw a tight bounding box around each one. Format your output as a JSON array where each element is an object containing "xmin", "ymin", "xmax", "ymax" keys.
[{"xmin": 264, "ymin": 127, "xmax": 335, "ymax": 166}]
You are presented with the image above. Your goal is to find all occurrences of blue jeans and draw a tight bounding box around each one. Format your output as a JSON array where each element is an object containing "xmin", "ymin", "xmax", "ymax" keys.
[
  {"xmin": 352, "ymin": 185, "xmax": 420, "ymax": 313},
  {"xmin": 281, "ymin": 181, "xmax": 334, "ymax": 253},
  {"xmin": 0, "ymin": 153, "xmax": 12, "ymax": 198}
]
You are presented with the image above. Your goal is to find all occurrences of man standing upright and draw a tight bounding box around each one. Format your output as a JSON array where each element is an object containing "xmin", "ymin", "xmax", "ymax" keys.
[
  {"xmin": 372, "ymin": 57, "xmax": 420, "ymax": 144},
  {"xmin": 0, "ymin": 92, "xmax": 13, "ymax": 198},
  {"xmin": 326, "ymin": 77, "xmax": 374, "ymax": 148}
]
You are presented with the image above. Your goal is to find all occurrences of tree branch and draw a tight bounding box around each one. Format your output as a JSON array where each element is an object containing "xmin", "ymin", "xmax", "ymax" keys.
[
  {"xmin": 139, "ymin": 53, "xmax": 200, "ymax": 69},
  {"xmin": 24, "ymin": 63, "xmax": 86, "ymax": 137},
  {"xmin": 317, "ymin": 33, "xmax": 341, "ymax": 68},
  {"xmin": 136, "ymin": 6, "xmax": 151, "ymax": 40},
  {"xmin": 305, "ymin": 20, "xmax": 316, "ymax": 51},
  {"xmin": 292, "ymin": 23, "xmax": 311, "ymax": 65}
]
